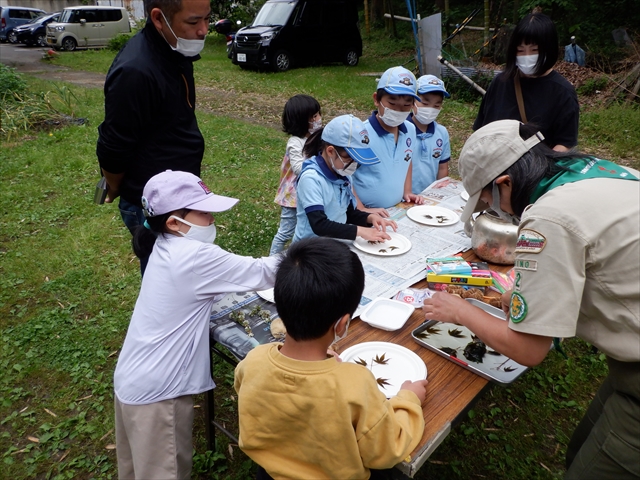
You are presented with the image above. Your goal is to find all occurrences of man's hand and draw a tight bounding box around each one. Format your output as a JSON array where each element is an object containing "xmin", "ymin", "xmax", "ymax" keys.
[
  {"xmin": 422, "ymin": 291, "xmax": 473, "ymax": 325},
  {"xmin": 101, "ymin": 169, "xmax": 124, "ymax": 204}
]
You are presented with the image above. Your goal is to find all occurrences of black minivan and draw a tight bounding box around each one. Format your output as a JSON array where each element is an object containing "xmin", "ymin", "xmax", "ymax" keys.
[{"xmin": 231, "ymin": 0, "xmax": 362, "ymax": 72}]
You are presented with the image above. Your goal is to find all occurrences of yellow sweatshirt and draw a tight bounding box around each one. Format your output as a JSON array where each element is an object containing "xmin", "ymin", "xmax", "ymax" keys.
[{"xmin": 234, "ymin": 343, "xmax": 425, "ymax": 479}]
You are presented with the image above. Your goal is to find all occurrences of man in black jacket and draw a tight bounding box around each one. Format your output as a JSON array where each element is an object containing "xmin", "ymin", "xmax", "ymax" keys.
[{"xmin": 96, "ymin": 0, "xmax": 210, "ymax": 273}]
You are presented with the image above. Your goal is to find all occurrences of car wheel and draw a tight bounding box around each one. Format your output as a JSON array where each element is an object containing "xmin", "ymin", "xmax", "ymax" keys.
[
  {"xmin": 344, "ymin": 49, "xmax": 359, "ymax": 67},
  {"xmin": 36, "ymin": 34, "xmax": 46, "ymax": 47},
  {"xmin": 61, "ymin": 37, "xmax": 76, "ymax": 51},
  {"xmin": 272, "ymin": 50, "xmax": 292, "ymax": 72},
  {"xmin": 7, "ymin": 30, "xmax": 18, "ymax": 44}
]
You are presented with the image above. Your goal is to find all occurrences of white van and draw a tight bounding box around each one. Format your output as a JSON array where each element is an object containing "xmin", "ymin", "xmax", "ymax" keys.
[{"xmin": 46, "ymin": 6, "xmax": 130, "ymax": 51}]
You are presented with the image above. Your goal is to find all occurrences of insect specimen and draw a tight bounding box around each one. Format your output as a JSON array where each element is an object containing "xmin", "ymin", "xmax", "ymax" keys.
[
  {"xmin": 378, "ymin": 249, "xmax": 387, "ymax": 253},
  {"xmin": 415, "ymin": 325, "xmax": 442, "ymax": 339},
  {"xmin": 351, "ymin": 353, "xmax": 393, "ymax": 390},
  {"xmin": 463, "ymin": 337, "xmax": 487, "ymax": 363},
  {"xmin": 367, "ymin": 240, "xmax": 382, "ymax": 245},
  {"xmin": 448, "ymin": 328, "xmax": 466, "ymax": 338},
  {"xmin": 440, "ymin": 347, "xmax": 458, "ymax": 358},
  {"xmin": 373, "ymin": 353, "xmax": 390, "ymax": 365},
  {"xmin": 376, "ymin": 378, "xmax": 392, "ymax": 388},
  {"xmin": 423, "ymin": 215, "xmax": 433, "ymax": 219},
  {"xmin": 388, "ymin": 246, "xmax": 399, "ymax": 251},
  {"xmin": 436, "ymin": 216, "xmax": 448, "ymax": 223}
]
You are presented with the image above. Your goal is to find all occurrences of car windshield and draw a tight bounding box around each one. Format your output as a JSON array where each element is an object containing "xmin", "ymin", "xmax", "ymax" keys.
[
  {"xmin": 33, "ymin": 14, "xmax": 54, "ymax": 24},
  {"xmin": 251, "ymin": 1, "xmax": 295, "ymax": 27},
  {"xmin": 58, "ymin": 9, "xmax": 76, "ymax": 23}
]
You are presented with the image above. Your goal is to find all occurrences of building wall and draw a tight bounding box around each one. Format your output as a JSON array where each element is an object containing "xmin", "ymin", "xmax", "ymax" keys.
[{"xmin": 0, "ymin": 0, "xmax": 145, "ymax": 20}]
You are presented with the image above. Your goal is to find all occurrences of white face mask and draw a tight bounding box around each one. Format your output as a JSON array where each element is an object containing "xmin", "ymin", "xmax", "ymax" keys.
[
  {"xmin": 330, "ymin": 155, "xmax": 358, "ymax": 177},
  {"xmin": 516, "ymin": 54, "xmax": 539, "ymax": 76},
  {"xmin": 171, "ymin": 215, "xmax": 217, "ymax": 243},
  {"xmin": 160, "ymin": 11, "xmax": 205, "ymax": 57},
  {"xmin": 413, "ymin": 105, "xmax": 440, "ymax": 125},
  {"xmin": 309, "ymin": 117, "xmax": 322, "ymax": 134},
  {"xmin": 491, "ymin": 182, "xmax": 519, "ymax": 225},
  {"xmin": 378, "ymin": 105, "xmax": 409, "ymax": 127},
  {"xmin": 332, "ymin": 317, "xmax": 351, "ymax": 345}
]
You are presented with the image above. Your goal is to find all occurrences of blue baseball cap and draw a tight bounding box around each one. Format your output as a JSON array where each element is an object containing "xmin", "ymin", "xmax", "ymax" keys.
[
  {"xmin": 417, "ymin": 74, "xmax": 450, "ymax": 98},
  {"xmin": 377, "ymin": 66, "xmax": 420, "ymax": 101},
  {"xmin": 321, "ymin": 115, "xmax": 379, "ymax": 165}
]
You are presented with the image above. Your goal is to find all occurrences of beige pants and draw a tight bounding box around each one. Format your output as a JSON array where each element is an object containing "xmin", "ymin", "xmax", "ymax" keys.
[{"xmin": 115, "ymin": 395, "xmax": 194, "ymax": 480}]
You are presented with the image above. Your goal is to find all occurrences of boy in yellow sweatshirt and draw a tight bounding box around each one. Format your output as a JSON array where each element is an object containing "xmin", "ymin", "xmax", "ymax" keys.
[{"xmin": 234, "ymin": 237, "xmax": 428, "ymax": 479}]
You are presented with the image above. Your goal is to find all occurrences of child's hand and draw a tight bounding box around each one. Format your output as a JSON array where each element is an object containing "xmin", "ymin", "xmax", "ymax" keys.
[
  {"xmin": 361, "ymin": 207, "xmax": 390, "ymax": 218},
  {"xmin": 403, "ymin": 193, "xmax": 425, "ymax": 205},
  {"xmin": 400, "ymin": 379, "xmax": 429, "ymax": 403},
  {"xmin": 326, "ymin": 348, "xmax": 342, "ymax": 362},
  {"xmin": 369, "ymin": 215, "xmax": 397, "ymax": 232},
  {"xmin": 357, "ymin": 226, "xmax": 392, "ymax": 243}
]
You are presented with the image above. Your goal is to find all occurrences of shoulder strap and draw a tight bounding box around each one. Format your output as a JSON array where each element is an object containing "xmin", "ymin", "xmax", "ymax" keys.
[{"xmin": 514, "ymin": 75, "xmax": 528, "ymax": 123}]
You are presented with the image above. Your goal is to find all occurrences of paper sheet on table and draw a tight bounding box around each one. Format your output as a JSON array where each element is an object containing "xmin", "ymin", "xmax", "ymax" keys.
[{"xmin": 353, "ymin": 178, "xmax": 471, "ymax": 316}]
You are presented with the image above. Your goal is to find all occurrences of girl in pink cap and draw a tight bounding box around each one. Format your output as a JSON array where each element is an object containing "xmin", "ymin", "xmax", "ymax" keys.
[{"xmin": 113, "ymin": 170, "xmax": 280, "ymax": 480}]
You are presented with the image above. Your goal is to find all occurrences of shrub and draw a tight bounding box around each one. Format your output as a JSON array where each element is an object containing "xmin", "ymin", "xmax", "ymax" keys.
[
  {"xmin": 108, "ymin": 32, "xmax": 134, "ymax": 52},
  {"xmin": 577, "ymin": 77, "xmax": 609, "ymax": 96},
  {"xmin": 0, "ymin": 64, "xmax": 27, "ymax": 98}
]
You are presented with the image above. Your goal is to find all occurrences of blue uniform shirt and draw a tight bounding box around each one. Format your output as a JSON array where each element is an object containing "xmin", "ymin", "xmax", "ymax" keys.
[
  {"xmin": 293, "ymin": 155, "xmax": 357, "ymax": 242},
  {"xmin": 408, "ymin": 115, "xmax": 451, "ymax": 194},
  {"xmin": 351, "ymin": 112, "xmax": 417, "ymax": 209}
]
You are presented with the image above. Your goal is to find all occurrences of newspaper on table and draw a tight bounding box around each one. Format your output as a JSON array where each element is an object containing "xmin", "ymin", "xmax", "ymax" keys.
[{"xmin": 353, "ymin": 177, "xmax": 471, "ymax": 316}]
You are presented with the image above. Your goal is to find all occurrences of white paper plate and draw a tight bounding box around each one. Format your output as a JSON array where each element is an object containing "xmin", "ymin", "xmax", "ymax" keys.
[
  {"xmin": 360, "ymin": 298, "xmax": 415, "ymax": 331},
  {"xmin": 256, "ymin": 288, "xmax": 275, "ymax": 303},
  {"xmin": 406, "ymin": 205, "xmax": 459, "ymax": 226},
  {"xmin": 353, "ymin": 232, "xmax": 411, "ymax": 256},
  {"xmin": 340, "ymin": 341, "xmax": 427, "ymax": 397},
  {"xmin": 461, "ymin": 191, "xmax": 470, "ymax": 202}
]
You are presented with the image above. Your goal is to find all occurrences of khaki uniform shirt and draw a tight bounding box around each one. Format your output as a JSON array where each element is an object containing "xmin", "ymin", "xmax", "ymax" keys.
[{"xmin": 508, "ymin": 175, "xmax": 640, "ymax": 362}]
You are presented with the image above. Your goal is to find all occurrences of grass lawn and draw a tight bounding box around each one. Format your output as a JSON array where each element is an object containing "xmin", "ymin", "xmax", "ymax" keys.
[{"xmin": 1, "ymin": 30, "xmax": 638, "ymax": 480}]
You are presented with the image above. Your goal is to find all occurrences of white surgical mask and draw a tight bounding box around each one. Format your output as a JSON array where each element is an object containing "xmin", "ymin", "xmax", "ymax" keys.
[
  {"xmin": 332, "ymin": 317, "xmax": 351, "ymax": 345},
  {"xmin": 171, "ymin": 215, "xmax": 217, "ymax": 243},
  {"xmin": 160, "ymin": 11, "xmax": 205, "ymax": 57},
  {"xmin": 378, "ymin": 105, "xmax": 409, "ymax": 127},
  {"xmin": 309, "ymin": 117, "xmax": 322, "ymax": 134},
  {"xmin": 330, "ymin": 155, "xmax": 358, "ymax": 177},
  {"xmin": 413, "ymin": 106, "xmax": 440, "ymax": 125},
  {"xmin": 516, "ymin": 54, "xmax": 538, "ymax": 76},
  {"xmin": 491, "ymin": 182, "xmax": 519, "ymax": 225}
]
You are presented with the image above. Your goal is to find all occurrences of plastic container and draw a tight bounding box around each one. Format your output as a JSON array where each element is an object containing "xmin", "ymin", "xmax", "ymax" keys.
[{"xmin": 359, "ymin": 298, "xmax": 415, "ymax": 331}]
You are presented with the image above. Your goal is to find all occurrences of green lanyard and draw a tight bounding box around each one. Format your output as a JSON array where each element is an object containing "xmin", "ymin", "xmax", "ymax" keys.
[{"xmin": 530, "ymin": 157, "xmax": 638, "ymax": 203}]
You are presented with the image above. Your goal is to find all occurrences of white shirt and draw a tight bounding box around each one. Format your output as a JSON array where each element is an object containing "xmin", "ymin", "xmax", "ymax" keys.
[{"xmin": 114, "ymin": 234, "xmax": 279, "ymax": 405}]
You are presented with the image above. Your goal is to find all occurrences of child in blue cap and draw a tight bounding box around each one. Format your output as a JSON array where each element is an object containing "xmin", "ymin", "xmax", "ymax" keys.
[
  {"xmin": 408, "ymin": 74, "xmax": 452, "ymax": 193},
  {"xmin": 352, "ymin": 66, "xmax": 426, "ymax": 214},
  {"xmin": 292, "ymin": 114, "xmax": 397, "ymax": 243}
]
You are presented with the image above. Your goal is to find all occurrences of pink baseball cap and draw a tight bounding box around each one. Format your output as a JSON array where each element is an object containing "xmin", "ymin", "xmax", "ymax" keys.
[{"xmin": 141, "ymin": 170, "xmax": 239, "ymax": 217}]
